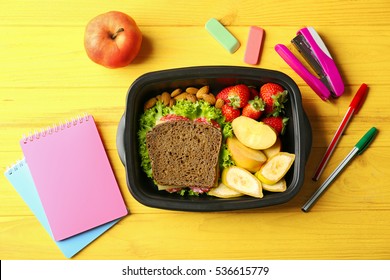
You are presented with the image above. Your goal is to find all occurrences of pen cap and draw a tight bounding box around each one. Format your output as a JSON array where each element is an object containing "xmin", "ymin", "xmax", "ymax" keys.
[
  {"xmin": 350, "ymin": 83, "xmax": 368, "ymax": 114},
  {"xmin": 356, "ymin": 127, "xmax": 378, "ymax": 154}
]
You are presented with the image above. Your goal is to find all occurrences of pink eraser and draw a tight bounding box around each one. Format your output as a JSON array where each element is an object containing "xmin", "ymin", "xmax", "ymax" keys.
[{"xmin": 244, "ymin": 26, "xmax": 265, "ymax": 65}]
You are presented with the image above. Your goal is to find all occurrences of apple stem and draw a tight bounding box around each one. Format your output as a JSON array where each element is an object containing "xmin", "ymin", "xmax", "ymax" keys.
[{"xmin": 111, "ymin": 27, "xmax": 124, "ymax": 39}]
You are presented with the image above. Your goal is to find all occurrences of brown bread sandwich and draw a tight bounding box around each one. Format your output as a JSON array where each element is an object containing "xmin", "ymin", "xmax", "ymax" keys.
[
  {"xmin": 146, "ymin": 115, "xmax": 222, "ymax": 192},
  {"xmin": 138, "ymin": 99, "xmax": 234, "ymax": 196}
]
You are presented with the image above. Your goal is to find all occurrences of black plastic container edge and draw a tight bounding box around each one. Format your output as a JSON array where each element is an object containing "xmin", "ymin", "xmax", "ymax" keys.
[{"xmin": 117, "ymin": 66, "xmax": 312, "ymax": 211}]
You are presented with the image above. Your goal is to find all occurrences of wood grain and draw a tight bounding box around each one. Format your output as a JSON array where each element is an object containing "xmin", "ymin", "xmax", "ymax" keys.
[{"xmin": 1, "ymin": 0, "xmax": 390, "ymax": 260}]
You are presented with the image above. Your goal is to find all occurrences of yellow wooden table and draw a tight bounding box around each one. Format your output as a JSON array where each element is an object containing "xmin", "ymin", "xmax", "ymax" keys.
[{"xmin": 1, "ymin": 0, "xmax": 389, "ymax": 260}]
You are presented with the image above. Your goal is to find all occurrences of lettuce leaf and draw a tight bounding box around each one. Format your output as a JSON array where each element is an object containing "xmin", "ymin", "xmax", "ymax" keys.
[
  {"xmin": 138, "ymin": 101, "xmax": 171, "ymax": 178},
  {"xmin": 219, "ymin": 143, "xmax": 234, "ymax": 169}
]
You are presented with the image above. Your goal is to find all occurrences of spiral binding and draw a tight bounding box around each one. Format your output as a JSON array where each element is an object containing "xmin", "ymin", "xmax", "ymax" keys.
[
  {"xmin": 6, "ymin": 158, "xmax": 26, "ymax": 175},
  {"xmin": 22, "ymin": 113, "xmax": 89, "ymax": 144}
]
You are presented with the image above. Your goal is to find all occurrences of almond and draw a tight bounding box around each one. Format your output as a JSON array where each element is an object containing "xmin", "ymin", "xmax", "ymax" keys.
[
  {"xmin": 196, "ymin": 85, "xmax": 209, "ymax": 99},
  {"xmin": 174, "ymin": 92, "xmax": 188, "ymax": 100},
  {"xmin": 171, "ymin": 88, "xmax": 182, "ymax": 97},
  {"xmin": 169, "ymin": 98, "xmax": 176, "ymax": 107},
  {"xmin": 203, "ymin": 94, "xmax": 216, "ymax": 105},
  {"xmin": 215, "ymin": 98, "xmax": 224, "ymax": 109},
  {"xmin": 161, "ymin": 92, "xmax": 171, "ymax": 106},
  {"xmin": 144, "ymin": 97, "xmax": 157, "ymax": 111},
  {"xmin": 186, "ymin": 87, "xmax": 198, "ymax": 95},
  {"xmin": 186, "ymin": 94, "xmax": 197, "ymax": 103}
]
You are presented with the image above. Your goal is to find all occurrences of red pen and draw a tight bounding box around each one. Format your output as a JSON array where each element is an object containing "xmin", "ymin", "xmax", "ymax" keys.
[{"xmin": 312, "ymin": 83, "xmax": 368, "ymax": 181}]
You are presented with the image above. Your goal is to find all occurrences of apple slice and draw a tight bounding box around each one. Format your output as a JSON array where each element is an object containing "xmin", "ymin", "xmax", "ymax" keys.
[
  {"xmin": 208, "ymin": 182, "xmax": 244, "ymax": 198},
  {"xmin": 232, "ymin": 116, "xmax": 277, "ymax": 150},
  {"xmin": 222, "ymin": 166, "xmax": 263, "ymax": 198},
  {"xmin": 263, "ymin": 137, "xmax": 282, "ymax": 158},
  {"xmin": 262, "ymin": 178, "xmax": 287, "ymax": 192},
  {"xmin": 227, "ymin": 136, "xmax": 267, "ymax": 172},
  {"xmin": 255, "ymin": 152, "xmax": 295, "ymax": 185}
]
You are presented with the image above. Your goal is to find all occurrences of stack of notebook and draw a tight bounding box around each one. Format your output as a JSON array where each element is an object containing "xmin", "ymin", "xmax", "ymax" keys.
[{"xmin": 4, "ymin": 114, "xmax": 128, "ymax": 258}]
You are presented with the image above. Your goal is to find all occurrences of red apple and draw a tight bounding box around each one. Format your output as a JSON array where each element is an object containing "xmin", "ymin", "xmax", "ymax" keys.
[{"xmin": 84, "ymin": 11, "xmax": 142, "ymax": 68}]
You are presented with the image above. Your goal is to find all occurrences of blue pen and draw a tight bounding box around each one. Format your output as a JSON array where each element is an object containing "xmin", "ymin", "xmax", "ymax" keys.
[{"xmin": 302, "ymin": 127, "xmax": 378, "ymax": 212}]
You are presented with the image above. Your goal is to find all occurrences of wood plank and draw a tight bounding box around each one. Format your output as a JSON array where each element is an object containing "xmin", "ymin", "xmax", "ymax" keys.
[
  {"xmin": 1, "ymin": 1, "xmax": 388, "ymax": 27},
  {"xmin": 0, "ymin": 26, "xmax": 389, "ymax": 89},
  {"xmin": 1, "ymin": 210, "xmax": 389, "ymax": 259}
]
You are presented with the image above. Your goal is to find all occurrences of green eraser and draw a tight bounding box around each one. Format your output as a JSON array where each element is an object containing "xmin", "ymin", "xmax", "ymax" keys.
[{"xmin": 205, "ymin": 18, "xmax": 240, "ymax": 53}]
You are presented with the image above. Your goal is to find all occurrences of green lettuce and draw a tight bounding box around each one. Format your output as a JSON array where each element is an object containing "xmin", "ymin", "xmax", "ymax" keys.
[{"xmin": 138, "ymin": 101, "xmax": 171, "ymax": 178}]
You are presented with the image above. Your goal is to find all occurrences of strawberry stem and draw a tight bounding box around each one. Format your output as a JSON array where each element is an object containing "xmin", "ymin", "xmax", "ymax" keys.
[{"xmin": 228, "ymin": 96, "xmax": 241, "ymax": 109}]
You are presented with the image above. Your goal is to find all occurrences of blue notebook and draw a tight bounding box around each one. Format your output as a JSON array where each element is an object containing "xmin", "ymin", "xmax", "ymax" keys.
[{"xmin": 4, "ymin": 158, "xmax": 121, "ymax": 258}]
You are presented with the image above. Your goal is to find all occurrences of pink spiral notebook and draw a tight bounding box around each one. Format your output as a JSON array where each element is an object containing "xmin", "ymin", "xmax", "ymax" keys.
[{"xmin": 20, "ymin": 114, "xmax": 128, "ymax": 241}]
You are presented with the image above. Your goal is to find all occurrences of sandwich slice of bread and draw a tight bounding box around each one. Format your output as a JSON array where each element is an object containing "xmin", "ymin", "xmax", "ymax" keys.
[{"xmin": 146, "ymin": 119, "xmax": 222, "ymax": 189}]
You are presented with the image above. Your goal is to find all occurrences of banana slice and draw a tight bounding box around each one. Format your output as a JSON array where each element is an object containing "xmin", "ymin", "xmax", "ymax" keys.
[
  {"xmin": 262, "ymin": 178, "xmax": 287, "ymax": 192},
  {"xmin": 208, "ymin": 182, "xmax": 244, "ymax": 198},
  {"xmin": 222, "ymin": 166, "xmax": 263, "ymax": 198},
  {"xmin": 255, "ymin": 152, "xmax": 295, "ymax": 185}
]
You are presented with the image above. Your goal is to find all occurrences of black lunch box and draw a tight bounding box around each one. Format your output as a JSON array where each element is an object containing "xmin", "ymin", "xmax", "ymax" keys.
[{"xmin": 117, "ymin": 66, "xmax": 312, "ymax": 211}]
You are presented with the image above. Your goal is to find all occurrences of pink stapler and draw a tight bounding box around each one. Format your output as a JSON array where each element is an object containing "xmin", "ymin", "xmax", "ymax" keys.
[{"xmin": 275, "ymin": 27, "xmax": 344, "ymax": 101}]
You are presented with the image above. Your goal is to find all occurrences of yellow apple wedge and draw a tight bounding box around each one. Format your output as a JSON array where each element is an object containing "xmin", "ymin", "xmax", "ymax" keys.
[
  {"xmin": 208, "ymin": 182, "xmax": 244, "ymax": 198},
  {"xmin": 232, "ymin": 116, "xmax": 277, "ymax": 150},
  {"xmin": 226, "ymin": 136, "xmax": 267, "ymax": 173},
  {"xmin": 262, "ymin": 178, "xmax": 287, "ymax": 192},
  {"xmin": 263, "ymin": 137, "xmax": 282, "ymax": 158},
  {"xmin": 255, "ymin": 152, "xmax": 295, "ymax": 185},
  {"xmin": 222, "ymin": 166, "xmax": 263, "ymax": 198}
]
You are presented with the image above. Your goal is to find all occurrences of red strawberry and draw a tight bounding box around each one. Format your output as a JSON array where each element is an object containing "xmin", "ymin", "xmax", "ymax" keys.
[
  {"xmin": 262, "ymin": 116, "xmax": 289, "ymax": 135},
  {"xmin": 216, "ymin": 86, "xmax": 232, "ymax": 102},
  {"xmin": 259, "ymin": 83, "xmax": 288, "ymax": 116},
  {"xmin": 242, "ymin": 96, "xmax": 265, "ymax": 120},
  {"xmin": 221, "ymin": 104, "xmax": 241, "ymax": 122},
  {"xmin": 249, "ymin": 87, "xmax": 259, "ymax": 99},
  {"xmin": 226, "ymin": 84, "xmax": 250, "ymax": 109}
]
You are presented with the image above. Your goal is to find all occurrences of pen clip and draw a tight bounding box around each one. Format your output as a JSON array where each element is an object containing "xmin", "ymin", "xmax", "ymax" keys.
[
  {"xmin": 356, "ymin": 127, "xmax": 378, "ymax": 155},
  {"xmin": 350, "ymin": 83, "xmax": 368, "ymax": 114}
]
